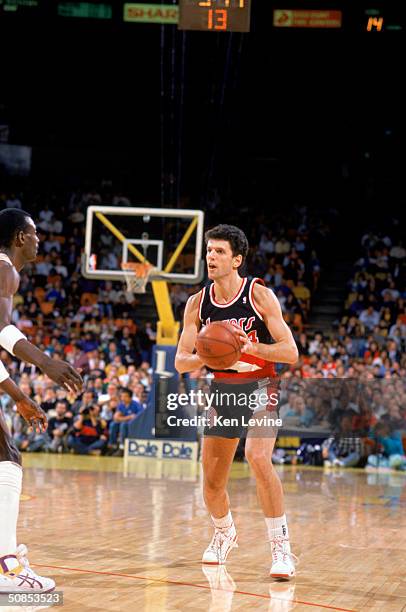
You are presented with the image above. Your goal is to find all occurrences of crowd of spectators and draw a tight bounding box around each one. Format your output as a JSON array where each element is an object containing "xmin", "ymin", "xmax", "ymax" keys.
[
  {"xmin": 273, "ymin": 221, "xmax": 406, "ymax": 470},
  {"xmin": 0, "ymin": 189, "xmax": 404, "ymax": 470},
  {"xmin": 1, "ymin": 187, "xmax": 154, "ymax": 456},
  {"xmin": 1, "ymin": 355, "xmax": 151, "ymax": 456},
  {"xmin": 276, "ymin": 376, "xmax": 406, "ymax": 471},
  {"xmin": 340, "ymin": 226, "xmax": 406, "ymax": 373}
]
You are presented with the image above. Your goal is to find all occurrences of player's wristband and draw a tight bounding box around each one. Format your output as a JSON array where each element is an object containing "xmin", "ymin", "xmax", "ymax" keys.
[
  {"xmin": 0, "ymin": 360, "xmax": 10, "ymax": 383},
  {"xmin": 0, "ymin": 325, "xmax": 27, "ymax": 356}
]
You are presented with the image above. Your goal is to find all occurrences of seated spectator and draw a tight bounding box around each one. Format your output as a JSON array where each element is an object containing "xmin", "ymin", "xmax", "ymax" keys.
[
  {"xmin": 279, "ymin": 392, "xmax": 299, "ymax": 420},
  {"xmin": 359, "ymin": 306, "xmax": 380, "ymax": 331},
  {"xmin": 97, "ymin": 382, "xmax": 119, "ymax": 406},
  {"xmin": 38, "ymin": 204, "xmax": 53, "ymax": 227},
  {"xmin": 367, "ymin": 423, "xmax": 406, "ymax": 471},
  {"xmin": 100, "ymin": 397, "xmax": 119, "ymax": 424},
  {"xmin": 258, "ymin": 231, "xmax": 274, "ymax": 255},
  {"xmin": 48, "ymin": 213, "xmax": 63, "ymax": 234},
  {"xmin": 35, "ymin": 254, "xmax": 53, "ymax": 281},
  {"xmin": 68, "ymin": 404, "xmax": 108, "ymax": 456},
  {"xmin": 108, "ymin": 388, "xmax": 143, "ymax": 455},
  {"xmin": 40, "ymin": 388, "xmax": 57, "ymax": 413},
  {"xmin": 47, "ymin": 402, "xmax": 73, "ymax": 453},
  {"xmin": 71, "ymin": 390, "xmax": 96, "ymax": 415},
  {"xmin": 292, "ymin": 280, "xmax": 311, "ymax": 308},
  {"xmin": 322, "ymin": 415, "xmax": 363, "ymax": 467},
  {"xmin": 275, "ymin": 236, "xmax": 291, "ymax": 256},
  {"xmin": 105, "ymin": 355, "xmax": 127, "ymax": 378},
  {"xmin": 54, "ymin": 257, "xmax": 68, "ymax": 278},
  {"xmin": 45, "ymin": 281, "xmax": 65, "ymax": 307},
  {"xmin": 5, "ymin": 193, "xmax": 22, "ymax": 209},
  {"xmin": 13, "ymin": 416, "xmax": 50, "ymax": 453},
  {"xmin": 389, "ymin": 240, "xmax": 406, "ymax": 260},
  {"xmin": 293, "ymin": 395, "xmax": 315, "ymax": 427},
  {"xmin": 43, "ymin": 233, "xmax": 62, "ymax": 254}
]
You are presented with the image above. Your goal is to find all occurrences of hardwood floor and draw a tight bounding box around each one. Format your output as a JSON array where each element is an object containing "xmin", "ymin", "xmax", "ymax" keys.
[{"xmin": 17, "ymin": 454, "xmax": 406, "ymax": 612}]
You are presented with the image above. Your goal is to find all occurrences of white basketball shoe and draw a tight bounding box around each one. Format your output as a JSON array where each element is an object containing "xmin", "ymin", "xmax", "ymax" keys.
[
  {"xmin": 202, "ymin": 525, "xmax": 238, "ymax": 565},
  {"xmin": 269, "ymin": 537, "xmax": 297, "ymax": 580},
  {"xmin": 0, "ymin": 545, "xmax": 55, "ymax": 593}
]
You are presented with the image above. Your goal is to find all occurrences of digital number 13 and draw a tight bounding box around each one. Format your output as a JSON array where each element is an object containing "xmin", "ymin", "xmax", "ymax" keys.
[{"xmin": 207, "ymin": 8, "xmax": 227, "ymax": 29}]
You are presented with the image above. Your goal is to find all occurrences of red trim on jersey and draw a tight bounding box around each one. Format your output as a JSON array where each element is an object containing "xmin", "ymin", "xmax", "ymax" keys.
[
  {"xmin": 213, "ymin": 362, "xmax": 276, "ymax": 382},
  {"xmin": 249, "ymin": 278, "xmax": 265, "ymax": 321},
  {"xmin": 239, "ymin": 353, "xmax": 268, "ymax": 368},
  {"xmin": 198, "ymin": 287, "xmax": 205, "ymax": 322},
  {"xmin": 210, "ymin": 278, "xmax": 247, "ymax": 308}
]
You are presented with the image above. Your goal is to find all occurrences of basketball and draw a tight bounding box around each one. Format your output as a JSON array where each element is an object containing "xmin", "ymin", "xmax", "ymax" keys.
[{"xmin": 195, "ymin": 321, "xmax": 242, "ymax": 370}]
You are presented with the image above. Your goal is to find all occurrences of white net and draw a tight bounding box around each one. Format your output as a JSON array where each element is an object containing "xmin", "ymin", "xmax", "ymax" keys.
[{"xmin": 121, "ymin": 262, "xmax": 157, "ymax": 294}]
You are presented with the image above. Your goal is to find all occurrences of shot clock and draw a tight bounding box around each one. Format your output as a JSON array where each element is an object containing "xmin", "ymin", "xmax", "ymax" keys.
[{"xmin": 178, "ymin": 0, "xmax": 251, "ymax": 32}]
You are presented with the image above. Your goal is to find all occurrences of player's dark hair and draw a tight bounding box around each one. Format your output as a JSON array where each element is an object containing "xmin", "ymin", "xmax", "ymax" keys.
[
  {"xmin": 0, "ymin": 208, "xmax": 32, "ymax": 249},
  {"xmin": 205, "ymin": 224, "xmax": 249, "ymax": 266}
]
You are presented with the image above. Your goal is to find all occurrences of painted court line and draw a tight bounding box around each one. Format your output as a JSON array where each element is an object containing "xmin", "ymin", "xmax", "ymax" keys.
[{"xmin": 32, "ymin": 563, "xmax": 356, "ymax": 611}]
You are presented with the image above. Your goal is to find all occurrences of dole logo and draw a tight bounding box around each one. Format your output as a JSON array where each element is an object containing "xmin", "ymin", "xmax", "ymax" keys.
[
  {"xmin": 128, "ymin": 440, "xmax": 159, "ymax": 457},
  {"xmin": 162, "ymin": 442, "xmax": 193, "ymax": 459}
]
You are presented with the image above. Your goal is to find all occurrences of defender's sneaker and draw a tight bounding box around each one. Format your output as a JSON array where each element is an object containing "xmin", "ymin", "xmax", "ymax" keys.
[
  {"xmin": 269, "ymin": 537, "xmax": 297, "ymax": 580},
  {"xmin": 202, "ymin": 526, "xmax": 238, "ymax": 565},
  {"xmin": 0, "ymin": 545, "xmax": 55, "ymax": 593}
]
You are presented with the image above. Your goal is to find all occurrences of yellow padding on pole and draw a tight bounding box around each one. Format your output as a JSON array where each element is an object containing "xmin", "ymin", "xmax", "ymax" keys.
[
  {"xmin": 151, "ymin": 280, "xmax": 179, "ymax": 345},
  {"xmin": 164, "ymin": 216, "xmax": 198, "ymax": 273}
]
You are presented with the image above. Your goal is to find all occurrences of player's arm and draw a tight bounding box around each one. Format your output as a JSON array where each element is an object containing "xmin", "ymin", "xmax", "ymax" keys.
[
  {"xmin": 175, "ymin": 292, "xmax": 204, "ymax": 374},
  {"xmin": 0, "ymin": 361, "xmax": 48, "ymax": 432},
  {"xmin": 240, "ymin": 284, "xmax": 298, "ymax": 364},
  {"xmin": 0, "ymin": 265, "xmax": 83, "ymax": 393}
]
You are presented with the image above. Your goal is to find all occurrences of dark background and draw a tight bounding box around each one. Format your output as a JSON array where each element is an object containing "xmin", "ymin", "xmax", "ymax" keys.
[{"xmin": 0, "ymin": 1, "xmax": 404, "ymax": 219}]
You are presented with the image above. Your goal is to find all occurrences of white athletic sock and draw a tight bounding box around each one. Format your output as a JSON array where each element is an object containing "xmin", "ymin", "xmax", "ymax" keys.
[
  {"xmin": 265, "ymin": 514, "xmax": 290, "ymax": 546},
  {"xmin": 0, "ymin": 462, "xmax": 22, "ymax": 557},
  {"xmin": 212, "ymin": 511, "xmax": 234, "ymax": 531}
]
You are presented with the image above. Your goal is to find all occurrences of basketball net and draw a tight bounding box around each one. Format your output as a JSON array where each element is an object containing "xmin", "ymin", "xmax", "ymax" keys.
[{"xmin": 121, "ymin": 261, "xmax": 157, "ymax": 294}]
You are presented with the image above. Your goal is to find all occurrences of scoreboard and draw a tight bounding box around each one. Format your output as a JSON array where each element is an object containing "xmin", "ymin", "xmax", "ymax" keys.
[
  {"xmin": 178, "ymin": 0, "xmax": 251, "ymax": 32},
  {"xmin": 0, "ymin": 1, "xmax": 403, "ymax": 33}
]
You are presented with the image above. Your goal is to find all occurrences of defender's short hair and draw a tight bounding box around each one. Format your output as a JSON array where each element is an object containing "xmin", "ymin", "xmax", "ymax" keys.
[
  {"xmin": 0, "ymin": 208, "xmax": 32, "ymax": 249},
  {"xmin": 205, "ymin": 224, "xmax": 249, "ymax": 266}
]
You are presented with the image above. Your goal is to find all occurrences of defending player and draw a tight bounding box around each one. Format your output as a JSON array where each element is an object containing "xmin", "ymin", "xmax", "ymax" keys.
[
  {"xmin": 175, "ymin": 224, "xmax": 299, "ymax": 579},
  {"xmin": 0, "ymin": 208, "xmax": 83, "ymax": 593}
]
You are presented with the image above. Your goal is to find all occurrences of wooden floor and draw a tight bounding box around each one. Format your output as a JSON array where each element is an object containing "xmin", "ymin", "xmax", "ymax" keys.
[{"xmin": 16, "ymin": 454, "xmax": 406, "ymax": 612}]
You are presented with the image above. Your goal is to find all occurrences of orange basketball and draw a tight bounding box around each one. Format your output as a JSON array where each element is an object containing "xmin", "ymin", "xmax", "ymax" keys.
[{"xmin": 196, "ymin": 321, "xmax": 242, "ymax": 370}]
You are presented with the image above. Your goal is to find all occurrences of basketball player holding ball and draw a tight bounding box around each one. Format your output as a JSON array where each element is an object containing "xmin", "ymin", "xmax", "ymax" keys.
[
  {"xmin": 0, "ymin": 209, "xmax": 83, "ymax": 593},
  {"xmin": 175, "ymin": 225, "xmax": 299, "ymax": 578}
]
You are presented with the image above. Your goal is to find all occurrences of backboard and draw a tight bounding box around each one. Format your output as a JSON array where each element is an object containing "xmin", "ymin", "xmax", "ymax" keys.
[{"xmin": 82, "ymin": 206, "xmax": 205, "ymax": 284}]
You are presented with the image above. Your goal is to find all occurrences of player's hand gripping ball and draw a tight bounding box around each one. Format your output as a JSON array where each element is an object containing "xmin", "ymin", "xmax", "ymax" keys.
[{"xmin": 195, "ymin": 321, "xmax": 243, "ymax": 370}]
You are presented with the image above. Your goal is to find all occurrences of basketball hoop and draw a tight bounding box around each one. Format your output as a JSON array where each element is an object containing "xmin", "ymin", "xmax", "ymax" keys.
[{"xmin": 121, "ymin": 262, "xmax": 157, "ymax": 294}]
